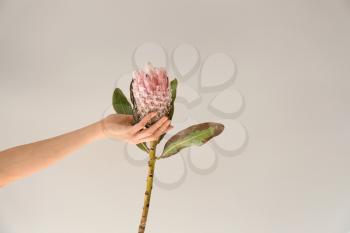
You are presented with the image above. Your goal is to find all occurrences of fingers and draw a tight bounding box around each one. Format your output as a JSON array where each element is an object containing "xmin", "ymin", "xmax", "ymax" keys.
[
  {"xmin": 137, "ymin": 126, "xmax": 173, "ymax": 143},
  {"xmin": 131, "ymin": 112, "xmax": 157, "ymax": 134},
  {"xmin": 152, "ymin": 120, "xmax": 172, "ymax": 139},
  {"xmin": 140, "ymin": 122, "xmax": 173, "ymax": 143},
  {"xmin": 134, "ymin": 120, "xmax": 173, "ymax": 143},
  {"xmin": 133, "ymin": 116, "xmax": 168, "ymax": 141}
]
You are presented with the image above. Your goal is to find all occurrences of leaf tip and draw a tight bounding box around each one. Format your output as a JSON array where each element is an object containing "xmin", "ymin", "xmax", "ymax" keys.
[{"xmin": 216, "ymin": 123, "xmax": 225, "ymax": 134}]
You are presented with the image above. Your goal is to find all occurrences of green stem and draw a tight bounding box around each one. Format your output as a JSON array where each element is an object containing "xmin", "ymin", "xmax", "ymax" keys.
[{"xmin": 138, "ymin": 141, "xmax": 157, "ymax": 233}]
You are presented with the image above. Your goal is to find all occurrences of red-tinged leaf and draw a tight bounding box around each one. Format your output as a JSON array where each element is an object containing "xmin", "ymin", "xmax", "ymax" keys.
[{"xmin": 159, "ymin": 122, "xmax": 224, "ymax": 159}]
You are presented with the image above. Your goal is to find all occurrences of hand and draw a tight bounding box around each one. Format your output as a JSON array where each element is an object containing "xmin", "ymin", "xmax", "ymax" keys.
[{"xmin": 100, "ymin": 112, "xmax": 173, "ymax": 144}]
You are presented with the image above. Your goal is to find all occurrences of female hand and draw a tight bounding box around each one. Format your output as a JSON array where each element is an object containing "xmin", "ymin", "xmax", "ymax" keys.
[
  {"xmin": 100, "ymin": 112, "xmax": 173, "ymax": 144},
  {"xmin": 0, "ymin": 112, "xmax": 172, "ymax": 187}
]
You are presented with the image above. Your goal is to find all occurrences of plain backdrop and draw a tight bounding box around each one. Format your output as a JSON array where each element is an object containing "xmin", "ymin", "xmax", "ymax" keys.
[{"xmin": 1, "ymin": 0, "xmax": 350, "ymax": 233}]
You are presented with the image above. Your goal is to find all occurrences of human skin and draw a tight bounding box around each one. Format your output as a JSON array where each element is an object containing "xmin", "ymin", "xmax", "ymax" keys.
[{"xmin": 0, "ymin": 112, "xmax": 172, "ymax": 187}]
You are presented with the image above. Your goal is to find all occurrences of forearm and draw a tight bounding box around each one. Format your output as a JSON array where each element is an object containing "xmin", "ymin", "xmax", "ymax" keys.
[{"xmin": 0, "ymin": 120, "xmax": 106, "ymax": 186}]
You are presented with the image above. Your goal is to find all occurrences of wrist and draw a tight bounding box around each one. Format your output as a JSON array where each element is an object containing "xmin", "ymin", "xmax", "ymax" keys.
[
  {"xmin": 88, "ymin": 120, "xmax": 107, "ymax": 141},
  {"xmin": 97, "ymin": 120, "xmax": 108, "ymax": 140}
]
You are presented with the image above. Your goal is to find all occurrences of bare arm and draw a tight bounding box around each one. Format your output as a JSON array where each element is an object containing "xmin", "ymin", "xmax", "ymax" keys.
[{"xmin": 0, "ymin": 113, "xmax": 172, "ymax": 187}]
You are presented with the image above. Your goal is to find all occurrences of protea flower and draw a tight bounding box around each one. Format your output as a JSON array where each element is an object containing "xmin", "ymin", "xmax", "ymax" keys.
[
  {"xmin": 112, "ymin": 62, "xmax": 224, "ymax": 233},
  {"xmin": 130, "ymin": 63, "xmax": 172, "ymax": 125}
]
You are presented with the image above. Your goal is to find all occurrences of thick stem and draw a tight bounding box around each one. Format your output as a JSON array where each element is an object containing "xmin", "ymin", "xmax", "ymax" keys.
[{"xmin": 138, "ymin": 141, "xmax": 157, "ymax": 233}]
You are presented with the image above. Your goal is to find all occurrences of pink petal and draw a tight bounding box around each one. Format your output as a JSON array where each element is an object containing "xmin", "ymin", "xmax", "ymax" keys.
[{"xmin": 144, "ymin": 76, "xmax": 155, "ymax": 93}]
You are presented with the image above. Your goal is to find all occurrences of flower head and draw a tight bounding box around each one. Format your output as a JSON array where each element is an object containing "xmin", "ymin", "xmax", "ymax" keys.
[{"xmin": 131, "ymin": 63, "xmax": 172, "ymax": 125}]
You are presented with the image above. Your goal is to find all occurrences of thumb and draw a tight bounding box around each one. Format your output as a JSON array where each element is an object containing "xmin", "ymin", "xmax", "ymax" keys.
[{"xmin": 122, "ymin": 114, "xmax": 134, "ymax": 123}]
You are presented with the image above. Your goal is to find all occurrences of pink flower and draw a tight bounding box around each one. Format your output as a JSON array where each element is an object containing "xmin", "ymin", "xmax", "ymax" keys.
[{"xmin": 131, "ymin": 63, "xmax": 172, "ymax": 124}]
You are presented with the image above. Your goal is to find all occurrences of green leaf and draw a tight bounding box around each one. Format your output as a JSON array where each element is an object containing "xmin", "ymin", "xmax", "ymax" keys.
[
  {"xmin": 159, "ymin": 122, "xmax": 224, "ymax": 159},
  {"xmin": 112, "ymin": 88, "xmax": 149, "ymax": 153},
  {"xmin": 136, "ymin": 142, "xmax": 149, "ymax": 153},
  {"xmin": 112, "ymin": 88, "xmax": 133, "ymax": 115},
  {"xmin": 168, "ymin": 79, "xmax": 178, "ymax": 121},
  {"xmin": 158, "ymin": 79, "xmax": 178, "ymax": 144},
  {"xmin": 129, "ymin": 80, "xmax": 139, "ymax": 124}
]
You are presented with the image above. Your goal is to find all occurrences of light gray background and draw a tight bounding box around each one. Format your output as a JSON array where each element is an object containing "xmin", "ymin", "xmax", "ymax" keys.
[{"xmin": 1, "ymin": 0, "xmax": 350, "ymax": 233}]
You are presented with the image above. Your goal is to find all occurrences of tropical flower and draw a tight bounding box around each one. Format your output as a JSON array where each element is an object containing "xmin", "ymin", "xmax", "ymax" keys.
[
  {"xmin": 112, "ymin": 62, "xmax": 224, "ymax": 233},
  {"xmin": 131, "ymin": 63, "xmax": 172, "ymax": 125}
]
